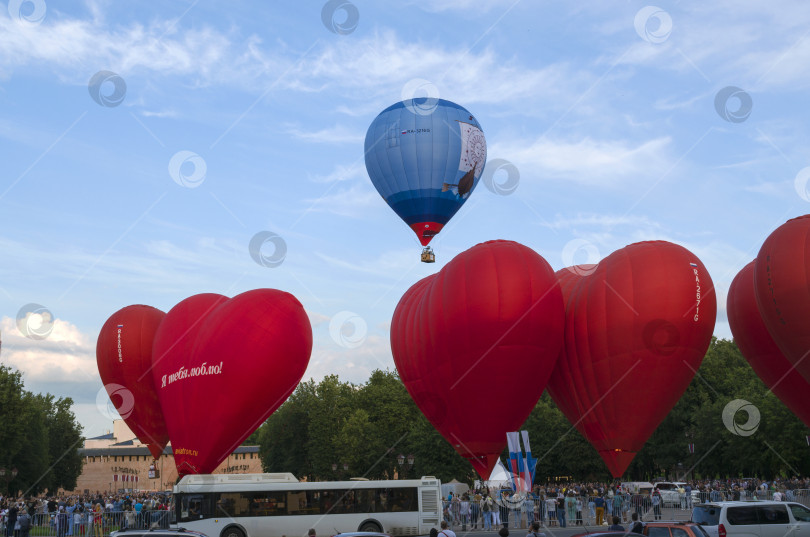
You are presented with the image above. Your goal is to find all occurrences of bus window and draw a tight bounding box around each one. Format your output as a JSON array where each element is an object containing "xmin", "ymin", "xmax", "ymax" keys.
[
  {"xmin": 180, "ymin": 494, "xmax": 215, "ymax": 522},
  {"xmin": 247, "ymin": 491, "xmax": 286, "ymax": 517},
  {"xmin": 287, "ymin": 491, "xmax": 316, "ymax": 515},
  {"xmin": 217, "ymin": 493, "xmax": 250, "ymax": 517}
]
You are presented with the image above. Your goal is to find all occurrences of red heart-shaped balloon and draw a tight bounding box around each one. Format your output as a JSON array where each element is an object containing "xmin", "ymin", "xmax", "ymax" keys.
[
  {"xmin": 754, "ymin": 215, "xmax": 810, "ymax": 384},
  {"xmin": 96, "ymin": 304, "xmax": 168, "ymax": 460},
  {"xmin": 729, "ymin": 261, "xmax": 810, "ymax": 427},
  {"xmin": 548, "ymin": 241, "xmax": 716, "ymax": 477},
  {"xmin": 391, "ymin": 240, "xmax": 565, "ymax": 478},
  {"xmin": 152, "ymin": 289, "xmax": 312, "ymax": 476}
]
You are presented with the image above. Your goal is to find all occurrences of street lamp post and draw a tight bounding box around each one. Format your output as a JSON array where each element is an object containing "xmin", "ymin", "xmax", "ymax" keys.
[
  {"xmin": 0, "ymin": 467, "xmax": 19, "ymax": 497},
  {"xmin": 397, "ymin": 454, "xmax": 415, "ymax": 479}
]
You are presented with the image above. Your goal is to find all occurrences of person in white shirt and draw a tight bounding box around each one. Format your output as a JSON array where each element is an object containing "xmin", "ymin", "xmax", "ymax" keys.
[{"xmin": 439, "ymin": 520, "xmax": 457, "ymax": 537}]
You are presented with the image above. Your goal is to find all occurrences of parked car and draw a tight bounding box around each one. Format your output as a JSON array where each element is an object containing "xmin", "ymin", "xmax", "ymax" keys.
[
  {"xmin": 571, "ymin": 531, "xmax": 644, "ymax": 537},
  {"xmin": 653, "ymin": 482, "xmax": 689, "ymax": 507},
  {"xmin": 691, "ymin": 501, "xmax": 810, "ymax": 537},
  {"xmin": 330, "ymin": 533, "xmax": 392, "ymax": 537},
  {"xmin": 111, "ymin": 529, "xmax": 210, "ymax": 537},
  {"xmin": 644, "ymin": 521, "xmax": 712, "ymax": 537}
]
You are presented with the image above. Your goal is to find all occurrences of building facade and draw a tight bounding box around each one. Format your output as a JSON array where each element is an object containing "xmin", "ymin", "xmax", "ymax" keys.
[{"xmin": 72, "ymin": 420, "xmax": 262, "ymax": 495}]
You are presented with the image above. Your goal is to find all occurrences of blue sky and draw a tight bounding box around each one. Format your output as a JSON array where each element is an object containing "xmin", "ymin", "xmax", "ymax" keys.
[{"xmin": 2, "ymin": 0, "xmax": 810, "ymax": 437}]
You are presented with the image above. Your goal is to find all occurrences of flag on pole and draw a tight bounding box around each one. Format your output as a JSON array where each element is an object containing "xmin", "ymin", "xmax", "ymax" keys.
[
  {"xmin": 506, "ymin": 432, "xmax": 521, "ymax": 491},
  {"xmin": 521, "ymin": 430, "xmax": 537, "ymax": 490},
  {"xmin": 688, "ymin": 443, "xmax": 695, "ymax": 453},
  {"xmin": 113, "ymin": 474, "xmax": 118, "ymax": 482}
]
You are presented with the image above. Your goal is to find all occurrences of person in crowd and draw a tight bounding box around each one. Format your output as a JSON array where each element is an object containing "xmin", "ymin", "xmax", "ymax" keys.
[
  {"xmin": 555, "ymin": 493, "xmax": 566, "ymax": 528},
  {"xmin": 608, "ymin": 516, "xmax": 624, "ymax": 531},
  {"xmin": 630, "ymin": 512, "xmax": 643, "ymax": 534},
  {"xmin": 575, "ymin": 495, "xmax": 583, "ymax": 526},
  {"xmin": 73, "ymin": 505, "xmax": 83, "ymax": 536},
  {"xmin": 522, "ymin": 494, "xmax": 534, "ymax": 528},
  {"xmin": 482, "ymin": 494, "xmax": 494, "ymax": 531},
  {"xmin": 594, "ymin": 493, "xmax": 605, "ymax": 526},
  {"xmin": 17, "ymin": 506, "xmax": 31, "ymax": 537},
  {"xmin": 438, "ymin": 520, "xmax": 457, "ymax": 537},
  {"xmin": 471, "ymin": 491, "xmax": 481, "ymax": 530},
  {"xmin": 526, "ymin": 521, "xmax": 545, "ymax": 537},
  {"xmin": 56, "ymin": 506, "xmax": 69, "ymax": 537},
  {"xmin": 651, "ymin": 490, "xmax": 662, "ymax": 520},
  {"xmin": 459, "ymin": 494, "xmax": 470, "ymax": 529},
  {"xmin": 565, "ymin": 492, "xmax": 576, "ymax": 526},
  {"xmin": 545, "ymin": 495, "xmax": 555, "ymax": 527}
]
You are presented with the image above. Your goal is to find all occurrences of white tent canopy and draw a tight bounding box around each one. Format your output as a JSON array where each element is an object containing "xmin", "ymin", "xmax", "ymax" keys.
[
  {"xmin": 441, "ymin": 478, "xmax": 470, "ymax": 498},
  {"xmin": 473, "ymin": 459, "xmax": 514, "ymax": 490}
]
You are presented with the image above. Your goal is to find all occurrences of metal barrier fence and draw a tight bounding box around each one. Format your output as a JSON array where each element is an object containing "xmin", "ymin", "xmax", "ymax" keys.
[
  {"xmin": 440, "ymin": 490, "xmax": 810, "ymax": 531},
  {"xmin": 0, "ymin": 511, "xmax": 171, "ymax": 537}
]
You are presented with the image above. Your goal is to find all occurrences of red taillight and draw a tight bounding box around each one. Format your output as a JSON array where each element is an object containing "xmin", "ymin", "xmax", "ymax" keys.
[{"xmin": 718, "ymin": 524, "xmax": 726, "ymax": 537}]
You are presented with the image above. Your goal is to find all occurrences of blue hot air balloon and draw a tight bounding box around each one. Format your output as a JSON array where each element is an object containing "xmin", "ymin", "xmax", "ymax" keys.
[{"xmin": 364, "ymin": 98, "xmax": 487, "ymax": 262}]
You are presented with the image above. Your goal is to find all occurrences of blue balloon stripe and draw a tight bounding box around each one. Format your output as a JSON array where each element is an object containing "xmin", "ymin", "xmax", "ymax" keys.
[{"xmin": 387, "ymin": 189, "xmax": 462, "ymax": 226}]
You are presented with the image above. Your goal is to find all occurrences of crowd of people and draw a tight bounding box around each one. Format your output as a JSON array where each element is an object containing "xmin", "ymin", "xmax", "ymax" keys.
[
  {"xmin": 441, "ymin": 477, "xmax": 810, "ymax": 531},
  {"xmin": 0, "ymin": 493, "xmax": 172, "ymax": 537}
]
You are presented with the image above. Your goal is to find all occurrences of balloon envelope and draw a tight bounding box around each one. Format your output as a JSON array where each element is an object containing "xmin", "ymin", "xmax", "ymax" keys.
[
  {"xmin": 152, "ymin": 289, "xmax": 312, "ymax": 476},
  {"xmin": 729, "ymin": 261, "xmax": 810, "ymax": 428},
  {"xmin": 754, "ymin": 215, "xmax": 810, "ymax": 384},
  {"xmin": 548, "ymin": 241, "xmax": 716, "ymax": 477},
  {"xmin": 96, "ymin": 304, "xmax": 168, "ymax": 460},
  {"xmin": 391, "ymin": 240, "xmax": 564, "ymax": 478},
  {"xmin": 364, "ymin": 99, "xmax": 487, "ymax": 246}
]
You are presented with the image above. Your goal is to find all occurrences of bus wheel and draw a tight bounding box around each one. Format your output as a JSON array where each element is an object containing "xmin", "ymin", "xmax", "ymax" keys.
[
  {"xmin": 222, "ymin": 527, "xmax": 246, "ymax": 537},
  {"xmin": 359, "ymin": 522, "xmax": 381, "ymax": 533}
]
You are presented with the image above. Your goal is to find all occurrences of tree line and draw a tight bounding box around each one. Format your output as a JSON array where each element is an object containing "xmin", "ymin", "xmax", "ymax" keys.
[
  {"xmin": 257, "ymin": 338, "xmax": 810, "ymax": 483},
  {"xmin": 0, "ymin": 364, "xmax": 83, "ymax": 496}
]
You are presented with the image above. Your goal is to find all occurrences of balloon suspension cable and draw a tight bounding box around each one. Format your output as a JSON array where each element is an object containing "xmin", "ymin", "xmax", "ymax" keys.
[{"xmin": 421, "ymin": 246, "xmax": 435, "ymax": 263}]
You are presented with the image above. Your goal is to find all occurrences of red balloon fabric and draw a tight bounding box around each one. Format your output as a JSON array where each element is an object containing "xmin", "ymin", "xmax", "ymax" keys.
[
  {"xmin": 728, "ymin": 261, "xmax": 810, "ymax": 428},
  {"xmin": 548, "ymin": 241, "xmax": 716, "ymax": 477},
  {"xmin": 754, "ymin": 215, "xmax": 810, "ymax": 384},
  {"xmin": 96, "ymin": 305, "xmax": 168, "ymax": 460},
  {"xmin": 391, "ymin": 240, "xmax": 565, "ymax": 478},
  {"xmin": 152, "ymin": 289, "xmax": 313, "ymax": 476}
]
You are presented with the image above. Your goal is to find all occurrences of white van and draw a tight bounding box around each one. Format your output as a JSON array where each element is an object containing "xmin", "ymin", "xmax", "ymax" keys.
[
  {"xmin": 691, "ymin": 501, "xmax": 810, "ymax": 537},
  {"xmin": 653, "ymin": 481, "xmax": 688, "ymax": 506},
  {"xmin": 622, "ymin": 482, "xmax": 655, "ymax": 495}
]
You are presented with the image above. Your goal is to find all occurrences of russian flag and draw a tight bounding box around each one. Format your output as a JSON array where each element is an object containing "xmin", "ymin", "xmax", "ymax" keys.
[{"xmin": 689, "ymin": 263, "xmax": 697, "ymax": 267}]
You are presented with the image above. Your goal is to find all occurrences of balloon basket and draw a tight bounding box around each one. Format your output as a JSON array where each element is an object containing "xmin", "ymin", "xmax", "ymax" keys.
[{"xmin": 421, "ymin": 247, "xmax": 435, "ymax": 263}]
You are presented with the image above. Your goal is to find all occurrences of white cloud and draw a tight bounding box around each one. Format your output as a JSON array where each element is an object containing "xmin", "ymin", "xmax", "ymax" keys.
[
  {"xmin": 139, "ymin": 109, "xmax": 178, "ymax": 118},
  {"xmin": 308, "ymin": 162, "xmax": 367, "ymax": 184},
  {"xmin": 303, "ymin": 334, "xmax": 394, "ymax": 385},
  {"xmin": 491, "ymin": 135, "xmax": 672, "ymax": 186},
  {"xmin": 0, "ymin": 15, "xmax": 590, "ymax": 110},
  {"xmin": 303, "ymin": 182, "xmax": 384, "ymax": 218},
  {"xmin": 287, "ymin": 124, "xmax": 365, "ymax": 145},
  {"xmin": 306, "ymin": 310, "xmax": 330, "ymax": 327},
  {"xmin": 0, "ymin": 316, "xmax": 97, "ymax": 382}
]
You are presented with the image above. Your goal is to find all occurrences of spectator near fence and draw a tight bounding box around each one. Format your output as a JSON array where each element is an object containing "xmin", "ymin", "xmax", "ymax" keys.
[{"xmin": 594, "ymin": 494, "xmax": 605, "ymax": 526}]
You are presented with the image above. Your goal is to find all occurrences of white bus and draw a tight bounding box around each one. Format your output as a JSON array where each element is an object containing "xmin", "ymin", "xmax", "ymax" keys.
[{"xmin": 173, "ymin": 473, "xmax": 442, "ymax": 537}]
